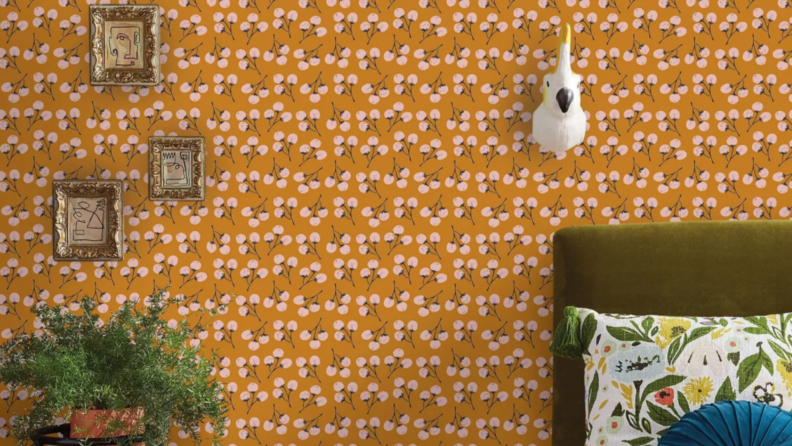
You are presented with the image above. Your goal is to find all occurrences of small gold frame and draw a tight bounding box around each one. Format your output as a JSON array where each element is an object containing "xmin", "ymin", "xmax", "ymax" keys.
[
  {"xmin": 89, "ymin": 5, "xmax": 160, "ymax": 86},
  {"xmin": 149, "ymin": 136, "xmax": 206, "ymax": 201},
  {"xmin": 53, "ymin": 180, "xmax": 124, "ymax": 261}
]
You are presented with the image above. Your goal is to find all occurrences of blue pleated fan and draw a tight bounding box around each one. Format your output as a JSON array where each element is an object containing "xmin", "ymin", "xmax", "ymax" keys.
[{"xmin": 659, "ymin": 401, "xmax": 792, "ymax": 446}]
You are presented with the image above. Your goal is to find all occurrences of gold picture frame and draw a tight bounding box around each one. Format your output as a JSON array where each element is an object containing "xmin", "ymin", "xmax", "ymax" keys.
[
  {"xmin": 89, "ymin": 5, "xmax": 160, "ymax": 86},
  {"xmin": 149, "ymin": 136, "xmax": 206, "ymax": 201},
  {"xmin": 53, "ymin": 180, "xmax": 124, "ymax": 261}
]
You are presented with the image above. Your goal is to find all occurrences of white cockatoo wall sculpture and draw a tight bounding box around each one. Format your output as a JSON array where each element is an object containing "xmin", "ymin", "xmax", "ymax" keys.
[{"xmin": 532, "ymin": 23, "xmax": 587, "ymax": 153}]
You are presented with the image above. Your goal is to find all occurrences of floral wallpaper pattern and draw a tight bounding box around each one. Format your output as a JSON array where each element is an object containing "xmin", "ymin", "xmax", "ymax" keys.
[{"xmin": 0, "ymin": 0, "xmax": 790, "ymax": 444}]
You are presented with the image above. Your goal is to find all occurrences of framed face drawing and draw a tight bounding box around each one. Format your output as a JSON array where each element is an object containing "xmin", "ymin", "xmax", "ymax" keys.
[
  {"xmin": 53, "ymin": 181, "xmax": 124, "ymax": 261},
  {"xmin": 149, "ymin": 136, "xmax": 206, "ymax": 201},
  {"xmin": 89, "ymin": 5, "xmax": 160, "ymax": 86}
]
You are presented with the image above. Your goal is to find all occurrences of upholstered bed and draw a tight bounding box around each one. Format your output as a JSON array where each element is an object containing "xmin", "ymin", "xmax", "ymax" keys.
[{"xmin": 552, "ymin": 221, "xmax": 792, "ymax": 445}]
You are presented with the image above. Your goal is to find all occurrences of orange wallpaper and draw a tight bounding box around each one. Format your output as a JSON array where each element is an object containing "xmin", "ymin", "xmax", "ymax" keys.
[{"xmin": 0, "ymin": 0, "xmax": 788, "ymax": 444}]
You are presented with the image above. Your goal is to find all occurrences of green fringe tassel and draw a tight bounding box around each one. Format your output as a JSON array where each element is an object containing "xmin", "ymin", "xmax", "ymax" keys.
[{"xmin": 550, "ymin": 306, "xmax": 582, "ymax": 358}]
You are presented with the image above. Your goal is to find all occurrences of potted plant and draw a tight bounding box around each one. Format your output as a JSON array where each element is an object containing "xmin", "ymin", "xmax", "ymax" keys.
[{"xmin": 0, "ymin": 289, "xmax": 227, "ymax": 446}]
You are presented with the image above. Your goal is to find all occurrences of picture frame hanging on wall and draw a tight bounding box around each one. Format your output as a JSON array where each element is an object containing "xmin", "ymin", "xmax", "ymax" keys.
[
  {"xmin": 53, "ymin": 180, "xmax": 124, "ymax": 262},
  {"xmin": 148, "ymin": 136, "xmax": 206, "ymax": 201},
  {"xmin": 89, "ymin": 5, "xmax": 160, "ymax": 86}
]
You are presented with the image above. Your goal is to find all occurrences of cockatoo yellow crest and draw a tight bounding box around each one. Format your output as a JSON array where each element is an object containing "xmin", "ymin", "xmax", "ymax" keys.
[{"xmin": 532, "ymin": 23, "xmax": 586, "ymax": 153}]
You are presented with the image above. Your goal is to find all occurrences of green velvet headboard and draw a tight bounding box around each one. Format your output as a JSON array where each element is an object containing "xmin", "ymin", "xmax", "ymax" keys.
[{"xmin": 552, "ymin": 221, "xmax": 792, "ymax": 446}]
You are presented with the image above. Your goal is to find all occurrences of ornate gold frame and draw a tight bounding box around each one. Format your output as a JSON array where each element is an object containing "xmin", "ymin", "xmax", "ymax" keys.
[
  {"xmin": 53, "ymin": 180, "xmax": 124, "ymax": 261},
  {"xmin": 149, "ymin": 136, "xmax": 206, "ymax": 201},
  {"xmin": 89, "ymin": 5, "xmax": 160, "ymax": 86}
]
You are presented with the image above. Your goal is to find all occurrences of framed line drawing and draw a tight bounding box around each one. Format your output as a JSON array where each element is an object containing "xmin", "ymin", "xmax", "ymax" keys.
[
  {"xmin": 89, "ymin": 5, "xmax": 160, "ymax": 86},
  {"xmin": 149, "ymin": 136, "xmax": 206, "ymax": 201},
  {"xmin": 53, "ymin": 180, "xmax": 124, "ymax": 261}
]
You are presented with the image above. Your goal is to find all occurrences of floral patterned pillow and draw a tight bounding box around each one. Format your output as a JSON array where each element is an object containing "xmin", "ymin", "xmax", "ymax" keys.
[{"xmin": 578, "ymin": 308, "xmax": 792, "ymax": 446}]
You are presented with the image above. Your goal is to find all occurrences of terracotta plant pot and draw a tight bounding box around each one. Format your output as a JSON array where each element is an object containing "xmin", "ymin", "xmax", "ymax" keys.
[{"xmin": 70, "ymin": 407, "xmax": 144, "ymax": 439}]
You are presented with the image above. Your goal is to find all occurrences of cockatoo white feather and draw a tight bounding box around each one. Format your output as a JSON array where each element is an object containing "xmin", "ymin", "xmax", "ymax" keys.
[{"xmin": 532, "ymin": 23, "xmax": 586, "ymax": 153}]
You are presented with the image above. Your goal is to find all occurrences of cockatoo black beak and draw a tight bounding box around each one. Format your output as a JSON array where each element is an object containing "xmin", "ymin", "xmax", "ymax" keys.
[{"xmin": 556, "ymin": 88, "xmax": 573, "ymax": 114}]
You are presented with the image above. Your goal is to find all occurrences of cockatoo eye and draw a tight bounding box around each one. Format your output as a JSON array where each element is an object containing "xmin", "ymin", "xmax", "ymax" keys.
[{"xmin": 546, "ymin": 81, "xmax": 549, "ymax": 87}]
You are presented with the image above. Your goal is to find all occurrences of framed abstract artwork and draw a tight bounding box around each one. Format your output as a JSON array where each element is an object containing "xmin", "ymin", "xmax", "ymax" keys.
[
  {"xmin": 148, "ymin": 136, "xmax": 206, "ymax": 201},
  {"xmin": 89, "ymin": 5, "xmax": 160, "ymax": 86},
  {"xmin": 53, "ymin": 180, "xmax": 124, "ymax": 261}
]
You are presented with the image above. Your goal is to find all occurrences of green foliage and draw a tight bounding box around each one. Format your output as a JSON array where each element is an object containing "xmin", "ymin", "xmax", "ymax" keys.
[{"xmin": 0, "ymin": 290, "xmax": 228, "ymax": 446}]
